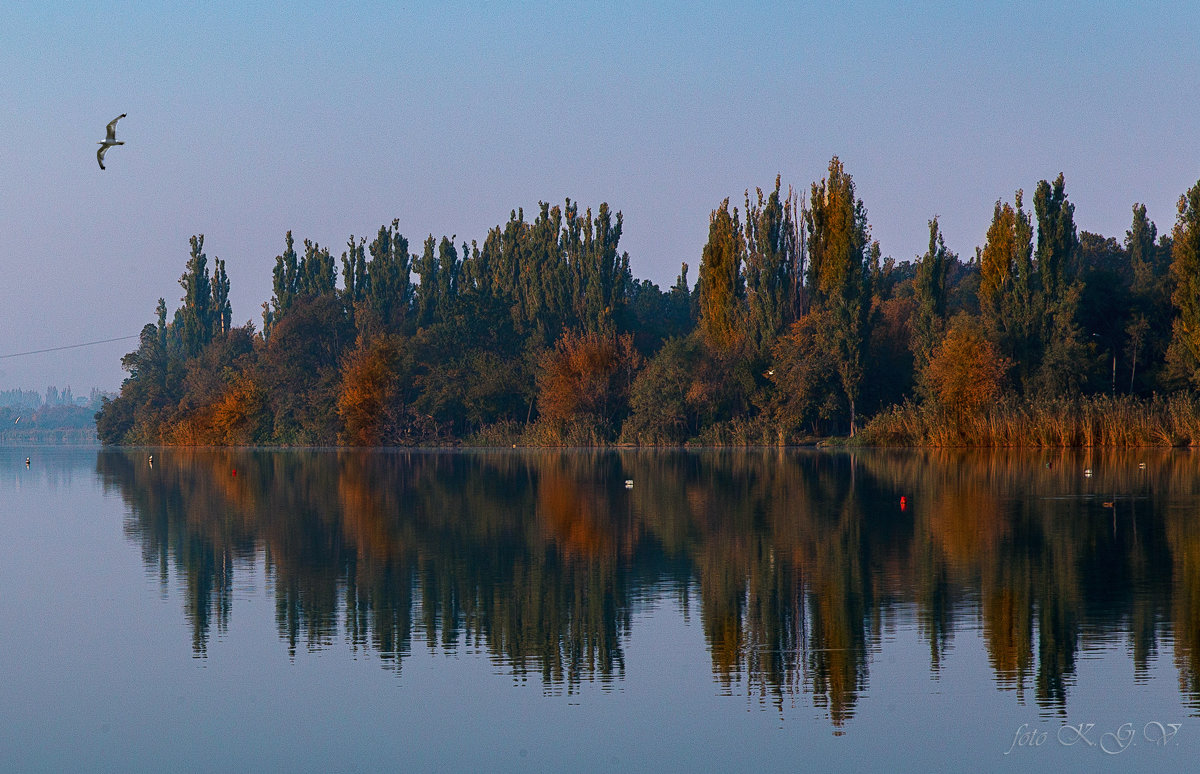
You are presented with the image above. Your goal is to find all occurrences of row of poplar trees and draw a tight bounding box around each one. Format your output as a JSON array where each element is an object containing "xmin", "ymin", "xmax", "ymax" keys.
[{"xmin": 96, "ymin": 157, "xmax": 1200, "ymax": 446}]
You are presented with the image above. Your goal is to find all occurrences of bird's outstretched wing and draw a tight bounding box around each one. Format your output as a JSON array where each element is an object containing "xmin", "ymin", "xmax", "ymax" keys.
[
  {"xmin": 97, "ymin": 144, "xmax": 109, "ymax": 170},
  {"xmin": 106, "ymin": 113, "xmax": 126, "ymax": 142}
]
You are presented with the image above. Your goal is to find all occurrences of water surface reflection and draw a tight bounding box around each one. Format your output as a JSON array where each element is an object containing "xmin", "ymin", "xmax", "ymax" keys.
[{"xmin": 97, "ymin": 448, "xmax": 1200, "ymax": 729}]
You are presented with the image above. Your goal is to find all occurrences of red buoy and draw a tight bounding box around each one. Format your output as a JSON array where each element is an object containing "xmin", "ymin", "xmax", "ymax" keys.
[{"xmin": 899, "ymin": 496, "xmax": 907, "ymax": 511}]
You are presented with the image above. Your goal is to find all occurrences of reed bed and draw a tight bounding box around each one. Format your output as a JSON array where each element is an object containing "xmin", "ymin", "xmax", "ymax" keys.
[{"xmin": 861, "ymin": 394, "xmax": 1200, "ymax": 447}]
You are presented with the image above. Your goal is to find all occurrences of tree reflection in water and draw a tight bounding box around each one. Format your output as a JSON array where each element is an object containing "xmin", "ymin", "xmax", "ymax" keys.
[{"xmin": 97, "ymin": 447, "xmax": 1200, "ymax": 727}]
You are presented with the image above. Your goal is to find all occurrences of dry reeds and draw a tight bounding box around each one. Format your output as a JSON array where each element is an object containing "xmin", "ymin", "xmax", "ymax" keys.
[{"xmin": 861, "ymin": 394, "xmax": 1200, "ymax": 447}]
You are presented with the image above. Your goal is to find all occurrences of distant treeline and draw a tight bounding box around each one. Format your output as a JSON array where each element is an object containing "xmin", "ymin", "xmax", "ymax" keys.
[
  {"xmin": 1, "ymin": 387, "xmax": 106, "ymax": 443},
  {"xmin": 95, "ymin": 158, "xmax": 1200, "ymax": 446}
]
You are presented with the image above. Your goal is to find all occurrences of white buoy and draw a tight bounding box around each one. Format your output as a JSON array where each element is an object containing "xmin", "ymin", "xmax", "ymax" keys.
[
  {"xmin": 625, "ymin": 479, "xmax": 634, "ymax": 489},
  {"xmin": 1084, "ymin": 468, "xmax": 1093, "ymax": 477}
]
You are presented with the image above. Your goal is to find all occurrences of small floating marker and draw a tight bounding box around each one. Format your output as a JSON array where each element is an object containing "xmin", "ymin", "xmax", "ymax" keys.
[
  {"xmin": 625, "ymin": 479, "xmax": 634, "ymax": 489},
  {"xmin": 899, "ymin": 496, "xmax": 907, "ymax": 511},
  {"xmin": 1138, "ymin": 462, "xmax": 1146, "ymax": 470},
  {"xmin": 232, "ymin": 469, "xmax": 237, "ymax": 477},
  {"xmin": 25, "ymin": 457, "xmax": 30, "ymax": 468},
  {"xmin": 1084, "ymin": 468, "xmax": 1093, "ymax": 477},
  {"xmin": 1103, "ymin": 501, "xmax": 1115, "ymax": 508}
]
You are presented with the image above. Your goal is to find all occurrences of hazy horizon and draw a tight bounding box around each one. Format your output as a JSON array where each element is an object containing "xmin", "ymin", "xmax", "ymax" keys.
[{"xmin": 4, "ymin": 2, "xmax": 1197, "ymax": 392}]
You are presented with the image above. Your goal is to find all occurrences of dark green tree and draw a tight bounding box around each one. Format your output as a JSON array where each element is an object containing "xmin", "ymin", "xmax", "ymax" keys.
[
  {"xmin": 1168, "ymin": 180, "xmax": 1200, "ymax": 385},
  {"xmin": 911, "ymin": 217, "xmax": 954, "ymax": 371},
  {"xmin": 620, "ymin": 336, "xmax": 704, "ymax": 443},
  {"xmin": 1033, "ymin": 174, "xmax": 1089, "ymax": 396},
  {"xmin": 669, "ymin": 262, "xmax": 693, "ymax": 330},
  {"xmin": 1034, "ymin": 173, "xmax": 1080, "ymax": 304},
  {"xmin": 355, "ymin": 220, "xmax": 413, "ymax": 337},
  {"xmin": 262, "ymin": 232, "xmax": 337, "ymax": 339},
  {"xmin": 436, "ymin": 237, "xmax": 461, "ymax": 322},
  {"xmin": 1125, "ymin": 204, "xmax": 1171, "ymax": 392},
  {"xmin": 414, "ymin": 234, "xmax": 440, "ymax": 328},
  {"xmin": 256, "ymin": 294, "xmax": 351, "ymax": 444},
  {"xmin": 1129, "ymin": 203, "xmax": 1159, "ymax": 297},
  {"xmin": 1077, "ymin": 231, "xmax": 1130, "ymax": 394},
  {"xmin": 211, "ymin": 258, "xmax": 232, "ymax": 337},
  {"xmin": 573, "ymin": 202, "xmax": 630, "ymax": 335},
  {"xmin": 298, "ymin": 239, "xmax": 337, "ymax": 297},
  {"xmin": 340, "ymin": 235, "xmax": 368, "ymax": 328},
  {"xmin": 744, "ymin": 177, "xmax": 800, "ymax": 356},
  {"xmin": 179, "ymin": 235, "xmax": 214, "ymax": 358},
  {"xmin": 264, "ymin": 231, "xmax": 298, "ymax": 337},
  {"xmin": 524, "ymin": 203, "xmax": 568, "ymax": 344}
]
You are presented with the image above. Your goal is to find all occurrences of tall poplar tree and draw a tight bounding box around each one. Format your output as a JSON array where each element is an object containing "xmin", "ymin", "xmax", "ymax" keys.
[
  {"xmin": 574, "ymin": 202, "xmax": 629, "ymax": 335},
  {"xmin": 179, "ymin": 234, "xmax": 214, "ymax": 357},
  {"xmin": 357, "ymin": 220, "xmax": 413, "ymax": 336},
  {"xmin": 1034, "ymin": 173, "xmax": 1080, "ymax": 304},
  {"xmin": 262, "ymin": 232, "xmax": 337, "ymax": 339},
  {"xmin": 267, "ymin": 231, "xmax": 299, "ymax": 329},
  {"xmin": 1128, "ymin": 203, "xmax": 1158, "ymax": 297},
  {"xmin": 1168, "ymin": 179, "xmax": 1200, "ymax": 384},
  {"xmin": 211, "ymin": 257, "xmax": 232, "ymax": 337},
  {"xmin": 697, "ymin": 199, "xmax": 745, "ymax": 353},
  {"xmin": 1125, "ymin": 204, "xmax": 1168, "ymax": 392},
  {"xmin": 340, "ymin": 235, "xmax": 368, "ymax": 327},
  {"xmin": 804, "ymin": 157, "xmax": 871, "ymax": 435},
  {"xmin": 669, "ymin": 262, "xmax": 693, "ymax": 330},
  {"xmin": 1033, "ymin": 173, "xmax": 1088, "ymax": 395},
  {"xmin": 492, "ymin": 211, "xmax": 528, "ymax": 331},
  {"xmin": 744, "ymin": 177, "xmax": 800, "ymax": 355},
  {"xmin": 436, "ymin": 236, "xmax": 461, "ymax": 321},
  {"xmin": 911, "ymin": 217, "xmax": 953, "ymax": 371},
  {"xmin": 979, "ymin": 192, "xmax": 1038, "ymax": 389},
  {"xmin": 414, "ymin": 234, "xmax": 440, "ymax": 327},
  {"xmin": 297, "ymin": 239, "xmax": 336, "ymax": 297}
]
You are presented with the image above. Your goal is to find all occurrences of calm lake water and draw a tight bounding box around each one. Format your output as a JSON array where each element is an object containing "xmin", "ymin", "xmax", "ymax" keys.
[{"xmin": 1, "ymin": 446, "xmax": 1196, "ymax": 771}]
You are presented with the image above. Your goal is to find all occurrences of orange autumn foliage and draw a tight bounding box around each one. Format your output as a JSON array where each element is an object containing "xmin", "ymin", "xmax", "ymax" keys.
[
  {"xmin": 337, "ymin": 336, "xmax": 403, "ymax": 446},
  {"xmin": 919, "ymin": 318, "xmax": 1011, "ymax": 420},
  {"xmin": 537, "ymin": 330, "xmax": 641, "ymax": 428},
  {"xmin": 208, "ymin": 376, "xmax": 268, "ymax": 444}
]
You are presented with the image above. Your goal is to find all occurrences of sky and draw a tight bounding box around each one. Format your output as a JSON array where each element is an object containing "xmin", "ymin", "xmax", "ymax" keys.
[{"xmin": 2, "ymin": 1, "xmax": 1198, "ymax": 393}]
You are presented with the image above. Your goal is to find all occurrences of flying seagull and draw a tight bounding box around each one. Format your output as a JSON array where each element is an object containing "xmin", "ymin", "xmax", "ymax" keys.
[{"xmin": 97, "ymin": 113, "xmax": 126, "ymax": 170}]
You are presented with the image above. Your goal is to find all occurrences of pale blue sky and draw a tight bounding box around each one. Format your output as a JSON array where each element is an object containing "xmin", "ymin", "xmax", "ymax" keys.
[{"xmin": 2, "ymin": 1, "xmax": 1197, "ymax": 391}]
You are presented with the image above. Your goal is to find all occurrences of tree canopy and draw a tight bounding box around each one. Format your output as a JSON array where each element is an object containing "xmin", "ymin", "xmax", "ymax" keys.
[{"xmin": 97, "ymin": 165, "xmax": 1200, "ymax": 447}]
